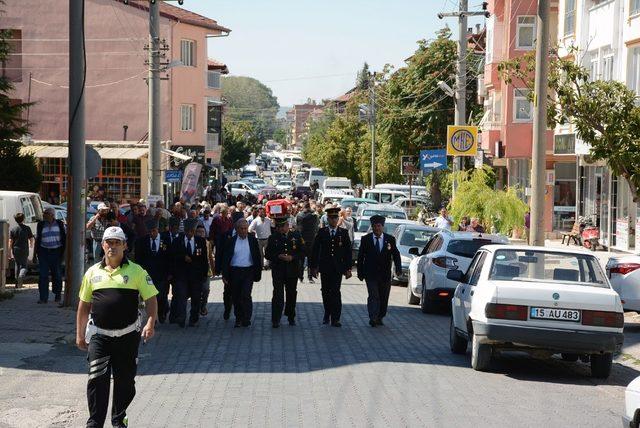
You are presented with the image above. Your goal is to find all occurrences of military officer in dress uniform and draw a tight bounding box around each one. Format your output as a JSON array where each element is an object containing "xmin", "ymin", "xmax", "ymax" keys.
[
  {"xmin": 265, "ymin": 216, "xmax": 305, "ymax": 328},
  {"xmin": 357, "ymin": 215, "xmax": 402, "ymax": 327},
  {"xmin": 310, "ymin": 206, "xmax": 352, "ymax": 327},
  {"xmin": 76, "ymin": 226, "xmax": 158, "ymax": 428},
  {"xmin": 134, "ymin": 219, "xmax": 171, "ymax": 323},
  {"xmin": 169, "ymin": 218, "xmax": 209, "ymax": 327}
]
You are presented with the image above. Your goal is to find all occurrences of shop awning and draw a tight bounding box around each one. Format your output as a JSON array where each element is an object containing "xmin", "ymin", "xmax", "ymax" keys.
[{"xmin": 21, "ymin": 145, "xmax": 149, "ymax": 160}]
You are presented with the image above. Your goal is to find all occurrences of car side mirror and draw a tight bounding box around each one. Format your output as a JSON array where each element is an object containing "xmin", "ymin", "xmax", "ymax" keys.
[
  {"xmin": 408, "ymin": 247, "xmax": 420, "ymax": 256},
  {"xmin": 446, "ymin": 269, "xmax": 465, "ymax": 283}
]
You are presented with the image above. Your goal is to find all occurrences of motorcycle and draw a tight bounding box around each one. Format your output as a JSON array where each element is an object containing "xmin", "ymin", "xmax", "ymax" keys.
[{"xmin": 578, "ymin": 215, "xmax": 600, "ymax": 251}]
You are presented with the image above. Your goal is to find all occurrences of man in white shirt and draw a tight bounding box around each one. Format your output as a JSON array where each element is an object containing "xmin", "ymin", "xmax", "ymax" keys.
[
  {"xmin": 248, "ymin": 207, "xmax": 273, "ymax": 269},
  {"xmin": 434, "ymin": 208, "xmax": 453, "ymax": 230}
]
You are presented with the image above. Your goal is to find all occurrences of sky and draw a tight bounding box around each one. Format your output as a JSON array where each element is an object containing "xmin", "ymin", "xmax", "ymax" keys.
[{"xmin": 182, "ymin": 0, "xmax": 484, "ymax": 107}]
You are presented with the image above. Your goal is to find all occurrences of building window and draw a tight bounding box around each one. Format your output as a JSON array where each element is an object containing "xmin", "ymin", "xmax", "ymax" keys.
[
  {"xmin": 492, "ymin": 92, "xmax": 502, "ymax": 123},
  {"xmin": 1, "ymin": 29, "xmax": 22, "ymax": 82},
  {"xmin": 180, "ymin": 104, "xmax": 194, "ymax": 131},
  {"xmin": 602, "ymin": 50, "xmax": 614, "ymax": 81},
  {"xmin": 513, "ymin": 88, "xmax": 533, "ymax": 122},
  {"xmin": 631, "ymin": 0, "xmax": 640, "ymax": 14},
  {"xmin": 589, "ymin": 54, "xmax": 599, "ymax": 81},
  {"xmin": 629, "ymin": 47, "xmax": 640, "ymax": 95},
  {"xmin": 564, "ymin": 0, "xmax": 576, "ymax": 36},
  {"xmin": 516, "ymin": 16, "xmax": 536, "ymax": 50},
  {"xmin": 180, "ymin": 39, "xmax": 196, "ymax": 67},
  {"xmin": 207, "ymin": 71, "xmax": 221, "ymax": 89},
  {"xmin": 206, "ymin": 133, "xmax": 219, "ymax": 151}
]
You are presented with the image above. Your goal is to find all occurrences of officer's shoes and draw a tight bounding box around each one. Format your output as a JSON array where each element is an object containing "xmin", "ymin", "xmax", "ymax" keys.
[
  {"xmin": 331, "ymin": 321, "xmax": 342, "ymax": 328},
  {"xmin": 272, "ymin": 322, "xmax": 280, "ymax": 328},
  {"xmin": 188, "ymin": 320, "xmax": 198, "ymax": 327},
  {"xmin": 288, "ymin": 318, "xmax": 296, "ymax": 326},
  {"xmin": 200, "ymin": 306, "xmax": 208, "ymax": 316},
  {"xmin": 369, "ymin": 319, "xmax": 377, "ymax": 328},
  {"xmin": 376, "ymin": 319, "xmax": 384, "ymax": 326},
  {"xmin": 113, "ymin": 416, "xmax": 128, "ymax": 427},
  {"xmin": 322, "ymin": 315, "xmax": 330, "ymax": 325},
  {"xmin": 234, "ymin": 320, "xmax": 242, "ymax": 328},
  {"xmin": 242, "ymin": 320, "xmax": 251, "ymax": 327}
]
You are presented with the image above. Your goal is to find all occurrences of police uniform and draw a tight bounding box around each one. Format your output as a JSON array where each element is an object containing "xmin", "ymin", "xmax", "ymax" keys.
[
  {"xmin": 79, "ymin": 228, "xmax": 158, "ymax": 428},
  {"xmin": 265, "ymin": 217, "xmax": 305, "ymax": 327},
  {"xmin": 310, "ymin": 207, "xmax": 352, "ymax": 326}
]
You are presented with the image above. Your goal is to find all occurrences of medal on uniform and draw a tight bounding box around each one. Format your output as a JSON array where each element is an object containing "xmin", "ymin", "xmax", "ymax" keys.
[
  {"xmin": 387, "ymin": 243, "xmax": 391, "ymax": 251},
  {"xmin": 196, "ymin": 248, "xmax": 201, "ymax": 256}
]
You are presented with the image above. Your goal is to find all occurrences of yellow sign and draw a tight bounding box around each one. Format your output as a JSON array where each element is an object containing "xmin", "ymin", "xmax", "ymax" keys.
[{"xmin": 447, "ymin": 125, "xmax": 478, "ymax": 156}]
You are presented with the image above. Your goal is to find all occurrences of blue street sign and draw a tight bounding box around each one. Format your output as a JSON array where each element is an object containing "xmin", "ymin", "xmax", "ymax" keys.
[
  {"xmin": 420, "ymin": 149, "xmax": 447, "ymax": 173},
  {"xmin": 165, "ymin": 169, "xmax": 183, "ymax": 183}
]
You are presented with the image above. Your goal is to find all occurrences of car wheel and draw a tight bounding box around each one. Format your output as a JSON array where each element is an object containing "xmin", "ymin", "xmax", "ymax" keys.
[
  {"xmin": 407, "ymin": 283, "xmax": 420, "ymax": 305},
  {"xmin": 420, "ymin": 278, "xmax": 436, "ymax": 314},
  {"xmin": 450, "ymin": 317, "xmax": 468, "ymax": 354},
  {"xmin": 590, "ymin": 353, "xmax": 613, "ymax": 378},
  {"xmin": 471, "ymin": 332, "xmax": 491, "ymax": 371},
  {"xmin": 561, "ymin": 353, "xmax": 579, "ymax": 362}
]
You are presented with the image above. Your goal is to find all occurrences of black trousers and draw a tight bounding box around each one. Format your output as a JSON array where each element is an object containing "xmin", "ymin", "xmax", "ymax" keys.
[
  {"xmin": 86, "ymin": 331, "xmax": 139, "ymax": 428},
  {"xmin": 153, "ymin": 277, "xmax": 169, "ymax": 320},
  {"xmin": 223, "ymin": 279, "xmax": 234, "ymax": 315},
  {"xmin": 320, "ymin": 272, "xmax": 342, "ymax": 322},
  {"xmin": 170, "ymin": 276, "xmax": 203, "ymax": 324},
  {"xmin": 272, "ymin": 275, "xmax": 298, "ymax": 323},
  {"xmin": 230, "ymin": 267, "xmax": 254, "ymax": 322},
  {"xmin": 365, "ymin": 278, "xmax": 391, "ymax": 321}
]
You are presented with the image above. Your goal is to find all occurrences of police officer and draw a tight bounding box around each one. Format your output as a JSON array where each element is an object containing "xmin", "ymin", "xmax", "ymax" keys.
[
  {"xmin": 357, "ymin": 215, "xmax": 401, "ymax": 327},
  {"xmin": 134, "ymin": 219, "xmax": 171, "ymax": 323},
  {"xmin": 170, "ymin": 218, "xmax": 209, "ymax": 327},
  {"xmin": 76, "ymin": 226, "xmax": 158, "ymax": 428},
  {"xmin": 265, "ymin": 216, "xmax": 305, "ymax": 328},
  {"xmin": 310, "ymin": 206, "xmax": 352, "ymax": 327}
]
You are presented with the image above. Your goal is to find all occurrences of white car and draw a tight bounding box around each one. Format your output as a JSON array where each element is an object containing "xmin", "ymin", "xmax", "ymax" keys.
[
  {"xmin": 408, "ymin": 230, "xmax": 508, "ymax": 313},
  {"xmin": 606, "ymin": 255, "xmax": 640, "ymax": 312},
  {"xmin": 624, "ymin": 376, "xmax": 640, "ymax": 427},
  {"xmin": 356, "ymin": 203, "xmax": 407, "ymax": 220},
  {"xmin": 352, "ymin": 218, "xmax": 418, "ymax": 265},
  {"xmin": 449, "ymin": 245, "xmax": 624, "ymax": 377},
  {"xmin": 224, "ymin": 181, "xmax": 258, "ymax": 197},
  {"xmin": 275, "ymin": 180, "xmax": 294, "ymax": 193}
]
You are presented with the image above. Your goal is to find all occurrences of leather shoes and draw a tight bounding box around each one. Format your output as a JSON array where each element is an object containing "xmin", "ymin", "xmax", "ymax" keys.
[
  {"xmin": 331, "ymin": 321, "xmax": 342, "ymax": 328},
  {"xmin": 369, "ymin": 319, "xmax": 377, "ymax": 327},
  {"xmin": 376, "ymin": 319, "xmax": 384, "ymax": 326},
  {"xmin": 288, "ymin": 318, "xmax": 296, "ymax": 326},
  {"xmin": 242, "ymin": 320, "xmax": 251, "ymax": 327},
  {"xmin": 272, "ymin": 322, "xmax": 280, "ymax": 328},
  {"xmin": 234, "ymin": 320, "xmax": 242, "ymax": 328},
  {"xmin": 322, "ymin": 315, "xmax": 330, "ymax": 325}
]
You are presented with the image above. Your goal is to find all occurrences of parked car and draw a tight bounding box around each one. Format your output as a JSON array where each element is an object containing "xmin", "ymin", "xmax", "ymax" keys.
[
  {"xmin": 275, "ymin": 180, "xmax": 294, "ymax": 193},
  {"xmin": 292, "ymin": 185, "xmax": 313, "ymax": 199},
  {"xmin": 391, "ymin": 197, "xmax": 429, "ymax": 217},
  {"xmin": 449, "ymin": 245, "xmax": 623, "ymax": 378},
  {"xmin": 340, "ymin": 198, "xmax": 378, "ymax": 211},
  {"xmin": 351, "ymin": 218, "xmax": 417, "ymax": 265},
  {"xmin": 391, "ymin": 224, "xmax": 440, "ymax": 287},
  {"xmin": 225, "ymin": 181, "xmax": 258, "ymax": 197},
  {"xmin": 408, "ymin": 230, "xmax": 508, "ymax": 313},
  {"xmin": 42, "ymin": 202, "xmax": 67, "ymax": 224},
  {"xmin": 362, "ymin": 189, "xmax": 407, "ymax": 204},
  {"xmin": 319, "ymin": 189, "xmax": 349, "ymax": 206},
  {"xmin": 606, "ymin": 254, "xmax": 640, "ymax": 312},
  {"xmin": 624, "ymin": 376, "xmax": 640, "ymax": 427},
  {"xmin": 356, "ymin": 203, "xmax": 407, "ymax": 220}
]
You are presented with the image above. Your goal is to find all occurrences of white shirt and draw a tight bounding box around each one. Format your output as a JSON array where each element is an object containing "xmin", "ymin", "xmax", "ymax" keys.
[
  {"xmin": 328, "ymin": 226, "xmax": 339, "ymax": 238},
  {"xmin": 184, "ymin": 236, "xmax": 195, "ymax": 254},
  {"xmin": 249, "ymin": 216, "xmax": 273, "ymax": 239},
  {"xmin": 150, "ymin": 235, "xmax": 160, "ymax": 252},
  {"xmin": 434, "ymin": 215, "xmax": 452, "ymax": 230},
  {"xmin": 231, "ymin": 236, "xmax": 253, "ymax": 267},
  {"xmin": 372, "ymin": 233, "xmax": 384, "ymax": 251}
]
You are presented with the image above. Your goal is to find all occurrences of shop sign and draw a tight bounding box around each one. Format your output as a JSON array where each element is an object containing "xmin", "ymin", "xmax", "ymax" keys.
[
  {"xmin": 616, "ymin": 219, "xmax": 629, "ymax": 251},
  {"xmin": 554, "ymin": 134, "xmax": 575, "ymax": 155},
  {"xmin": 165, "ymin": 169, "xmax": 183, "ymax": 183},
  {"xmin": 170, "ymin": 145, "xmax": 205, "ymax": 167},
  {"xmin": 447, "ymin": 126, "xmax": 478, "ymax": 156},
  {"xmin": 400, "ymin": 155, "xmax": 420, "ymax": 176}
]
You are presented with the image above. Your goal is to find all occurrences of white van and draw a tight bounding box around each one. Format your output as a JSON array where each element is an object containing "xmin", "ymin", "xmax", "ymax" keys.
[
  {"xmin": 375, "ymin": 183, "xmax": 427, "ymax": 198},
  {"xmin": 0, "ymin": 191, "xmax": 44, "ymax": 231},
  {"xmin": 362, "ymin": 189, "xmax": 408, "ymax": 204},
  {"xmin": 323, "ymin": 177, "xmax": 353, "ymax": 195},
  {"xmin": 283, "ymin": 156, "xmax": 303, "ymax": 170},
  {"xmin": 304, "ymin": 168, "xmax": 327, "ymax": 188}
]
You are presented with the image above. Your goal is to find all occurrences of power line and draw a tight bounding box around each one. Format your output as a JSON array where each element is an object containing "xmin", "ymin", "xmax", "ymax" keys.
[{"xmin": 31, "ymin": 71, "xmax": 146, "ymax": 89}]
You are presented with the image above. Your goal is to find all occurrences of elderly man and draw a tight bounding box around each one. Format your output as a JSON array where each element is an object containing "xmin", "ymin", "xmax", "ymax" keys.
[
  {"xmin": 248, "ymin": 207, "xmax": 272, "ymax": 269},
  {"xmin": 434, "ymin": 208, "xmax": 454, "ymax": 231},
  {"xmin": 87, "ymin": 202, "xmax": 110, "ymax": 261},
  {"xmin": 34, "ymin": 207, "xmax": 66, "ymax": 304},
  {"xmin": 466, "ymin": 217, "xmax": 485, "ymax": 233},
  {"xmin": 221, "ymin": 219, "xmax": 262, "ymax": 327}
]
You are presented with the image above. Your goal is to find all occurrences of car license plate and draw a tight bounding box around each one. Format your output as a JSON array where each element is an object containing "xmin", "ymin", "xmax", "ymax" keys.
[{"xmin": 530, "ymin": 307, "xmax": 581, "ymax": 322}]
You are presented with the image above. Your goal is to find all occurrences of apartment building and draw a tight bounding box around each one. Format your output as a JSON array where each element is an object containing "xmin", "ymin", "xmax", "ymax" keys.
[{"xmin": 2, "ymin": 0, "xmax": 229, "ymax": 202}]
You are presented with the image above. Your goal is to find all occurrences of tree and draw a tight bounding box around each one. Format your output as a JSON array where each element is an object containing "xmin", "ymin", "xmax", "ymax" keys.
[
  {"xmin": 0, "ymin": 11, "xmax": 41, "ymax": 192},
  {"xmin": 356, "ymin": 62, "xmax": 371, "ymax": 91},
  {"xmin": 222, "ymin": 76, "xmax": 279, "ymax": 144},
  {"xmin": 498, "ymin": 49, "xmax": 640, "ymax": 201},
  {"xmin": 220, "ymin": 121, "xmax": 257, "ymax": 170}
]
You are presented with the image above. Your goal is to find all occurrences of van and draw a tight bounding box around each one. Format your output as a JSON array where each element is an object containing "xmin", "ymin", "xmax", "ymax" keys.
[
  {"xmin": 304, "ymin": 168, "xmax": 327, "ymax": 188},
  {"xmin": 362, "ymin": 189, "xmax": 408, "ymax": 204},
  {"xmin": 0, "ymin": 191, "xmax": 45, "ymax": 273},
  {"xmin": 375, "ymin": 183, "xmax": 427, "ymax": 198},
  {"xmin": 323, "ymin": 177, "xmax": 353, "ymax": 195}
]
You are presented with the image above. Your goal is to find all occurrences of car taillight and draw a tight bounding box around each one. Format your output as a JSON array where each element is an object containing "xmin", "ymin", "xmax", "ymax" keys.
[
  {"xmin": 582, "ymin": 310, "xmax": 624, "ymax": 328},
  {"xmin": 433, "ymin": 256, "xmax": 458, "ymax": 269},
  {"xmin": 609, "ymin": 263, "xmax": 640, "ymax": 276},
  {"xmin": 485, "ymin": 303, "xmax": 528, "ymax": 321}
]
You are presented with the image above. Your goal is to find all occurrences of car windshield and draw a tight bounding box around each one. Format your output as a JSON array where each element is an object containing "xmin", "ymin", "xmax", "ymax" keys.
[
  {"xmin": 357, "ymin": 219, "xmax": 371, "ymax": 232},
  {"xmin": 362, "ymin": 209, "xmax": 406, "ymax": 219},
  {"xmin": 384, "ymin": 223, "xmax": 403, "ymax": 234},
  {"xmin": 400, "ymin": 228, "xmax": 437, "ymax": 247},
  {"xmin": 447, "ymin": 239, "xmax": 494, "ymax": 258},
  {"xmin": 489, "ymin": 249, "xmax": 608, "ymax": 287}
]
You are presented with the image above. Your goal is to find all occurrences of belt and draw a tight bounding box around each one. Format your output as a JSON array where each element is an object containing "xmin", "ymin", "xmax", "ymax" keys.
[{"xmin": 85, "ymin": 316, "xmax": 140, "ymax": 343}]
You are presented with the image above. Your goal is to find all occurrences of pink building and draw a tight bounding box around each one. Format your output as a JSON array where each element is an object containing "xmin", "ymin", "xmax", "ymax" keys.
[
  {"xmin": 2, "ymin": 0, "xmax": 229, "ymax": 202},
  {"xmin": 482, "ymin": 0, "xmax": 564, "ymax": 233}
]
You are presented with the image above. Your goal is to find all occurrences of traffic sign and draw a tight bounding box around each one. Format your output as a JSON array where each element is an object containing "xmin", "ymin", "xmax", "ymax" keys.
[
  {"xmin": 420, "ymin": 149, "xmax": 447, "ymax": 173},
  {"xmin": 447, "ymin": 125, "xmax": 478, "ymax": 156},
  {"xmin": 400, "ymin": 155, "xmax": 420, "ymax": 176},
  {"xmin": 165, "ymin": 169, "xmax": 183, "ymax": 183}
]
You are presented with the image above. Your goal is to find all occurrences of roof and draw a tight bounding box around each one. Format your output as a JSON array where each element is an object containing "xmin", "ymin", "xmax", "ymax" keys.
[
  {"xmin": 438, "ymin": 230, "xmax": 509, "ymax": 242},
  {"xmin": 207, "ymin": 59, "xmax": 229, "ymax": 74},
  {"xmin": 121, "ymin": 0, "xmax": 231, "ymax": 33},
  {"xmin": 481, "ymin": 244, "xmax": 597, "ymax": 256},
  {"xmin": 21, "ymin": 144, "xmax": 148, "ymax": 160}
]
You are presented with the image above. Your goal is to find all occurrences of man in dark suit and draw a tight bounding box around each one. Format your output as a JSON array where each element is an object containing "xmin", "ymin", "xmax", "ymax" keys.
[
  {"xmin": 310, "ymin": 206, "xmax": 352, "ymax": 327},
  {"xmin": 357, "ymin": 215, "xmax": 402, "ymax": 327},
  {"xmin": 134, "ymin": 219, "xmax": 171, "ymax": 323},
  {"xmin": 169, "ymin": 218, "xmax": 209, "ymax": 327},
  {"xmin": 221, "ymin": 218, "xmax": 262, "ymax": 327},
  {"xmin": 265, "ymin": 216, "xmax": 305, "ymax": 328}
]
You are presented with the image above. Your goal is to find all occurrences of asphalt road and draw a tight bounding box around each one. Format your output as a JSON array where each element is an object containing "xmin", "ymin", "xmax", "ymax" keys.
[{"xmin": 0, "ymin": 275, "xmax": 637, "ymax": 427}]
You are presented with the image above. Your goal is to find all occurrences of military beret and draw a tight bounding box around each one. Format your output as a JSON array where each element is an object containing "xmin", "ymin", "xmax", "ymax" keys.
[
  {"xmin": 168, "ymin": 216, "xmax": 180, "ymax": 227},
  {"xmin": 274, "ymin": 216, "xmax": 289, "ymax": 227},
  {"xmin": 325, "ymin": 207, "xmax": 341, "ymax": 217},
  {"xmin": 145, "ymin": 219, "xmax": 159, "ymax": 230},
  {"xmin": 183, "ymin": 218, "xmax": 198, "ymax": 231},
  {"xmin": 370, "ymin": 215, "xmax": 385, "ymax": 226}
]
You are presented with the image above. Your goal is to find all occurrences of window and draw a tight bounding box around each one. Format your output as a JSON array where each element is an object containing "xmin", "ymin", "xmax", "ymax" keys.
[
  {"xmin": 180, "ymin": 39, "xmax": 196, "ymax": 67},
  {"xmin": 447, "ymin": 239, "xmax": 494, "ymax": 259},
  {"xmin": 513, "ymin": 88, "xmax": 533, "ymax": 122},
  {"xmin": 629, "ymin": 47, "xmax": 640, "ymax": 96},
  {"xmin": 516, "ymin": 16, "xmax": 536, "ymax": 50},
  {"xmin": 632, "ymin": 0, "xmax": 640, "ymax": 15},
  {"xmin": 602, "ymin": 49, "xmax": 614, "ymax": 81},
  {"xmin": 589, "ymin": 55, "xmax": 599, "ymax": 81},
  {"xmin": 207, "ymin": 71, "xmax": 221, "ymax": 88},
  {"xmin": 468, "ymin": 252, "xmax": 488, "ymax": 286},
  {"xmin": 564, "ymin": 0, "xmax": 576, "ymax": 36},
  {"xmin": 492, "ymin": 92, "xmax": 502, "ymax": 123},
  {"xmin": 1, "ymin": 29, "xmax": 22, "ymax": 82},
  {"xmin": 206, "ymin": 133, "xmax": 219, "ymax": 151},
  {"xmin": 180, "ymin": 104, "xmax": 194, "ymax": 131}
]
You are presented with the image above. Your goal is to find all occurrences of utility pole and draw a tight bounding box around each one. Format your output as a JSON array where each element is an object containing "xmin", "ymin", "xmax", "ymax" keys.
[
  {"xmin": 148, "ymin": 0, "xmax": 162, "ymax": 196},
  {"xmin": 530, "ymin": 0, "xmax": 550, "ymax": 246},
  {"xmin": 438, "ymin": 1, "xmax": 488, "ymax": 200},
  {"xmin": 65, "ymin": 0, "xmax": 86, "ymax": 307},
  {"xmin": 369, "ymin": 72, "xmax": 377, "ymax": 187}
]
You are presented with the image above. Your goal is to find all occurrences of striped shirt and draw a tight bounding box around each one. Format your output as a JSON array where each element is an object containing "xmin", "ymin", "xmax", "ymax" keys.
[{"xmin": 40, "ymin": 222, "xmax": 63, "ymax": 249}]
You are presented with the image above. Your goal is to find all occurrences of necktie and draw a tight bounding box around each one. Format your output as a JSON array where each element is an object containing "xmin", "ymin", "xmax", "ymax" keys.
[
  {"xmin": 375, "ymin": 236, "xmax": 381, "ymax": 253},
  {"xmin": 188, "ymin": 240, "xmax": 193, "ymax": 255},
  {"xmin": 151, "ymin": 238, "xmax": 157, "ymax": 253},
  {"xmin": 331, "ymin": 229, "xmax": 335, "ymax": 238}
]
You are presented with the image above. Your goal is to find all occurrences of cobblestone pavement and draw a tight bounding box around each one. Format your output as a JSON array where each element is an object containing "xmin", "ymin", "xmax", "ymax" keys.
[{"xmin": 1, "ymin": 276, "xmax": 639, "ymax": 427}]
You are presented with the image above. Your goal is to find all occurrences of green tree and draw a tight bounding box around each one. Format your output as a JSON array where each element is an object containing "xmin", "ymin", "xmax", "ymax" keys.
[
  {"xmin": 498, "ymin": 49, "xmax": 640, "ymax": 201},
  {"xmin": 0, "ymin": 11, "xmax": 41, "ymax": 192},
  {"xmin": 221, "ymin": 121, "xmax": 257, "ymax": 170},
  {"xmin": 222, "ymin": 76, "xmax": 279, "ymax": 144},
  {"xmin": 356, "ymin": 62, "xmax": 371, "ymax": 91}
]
